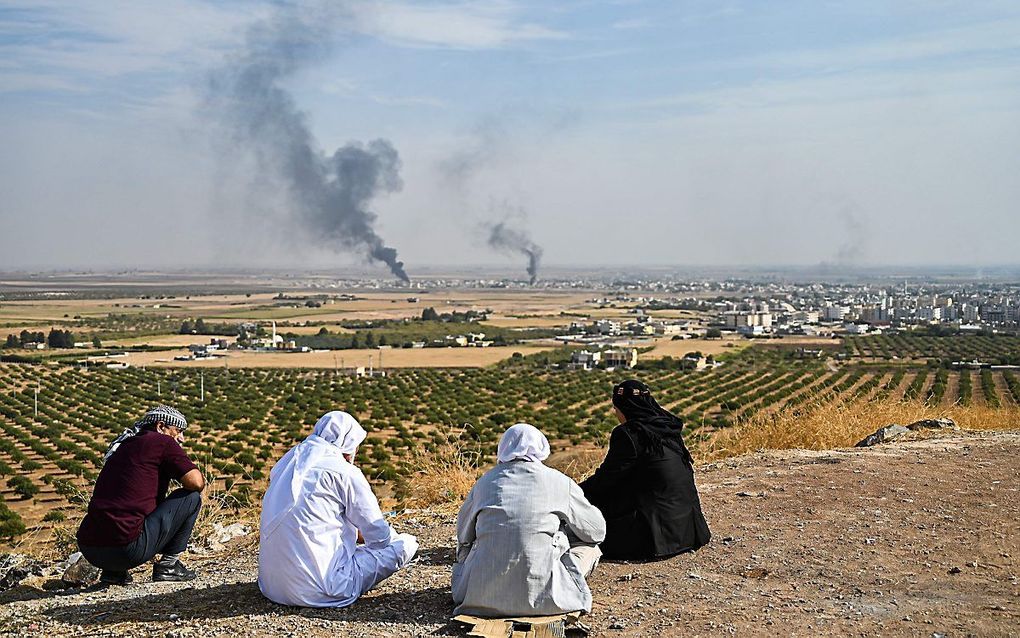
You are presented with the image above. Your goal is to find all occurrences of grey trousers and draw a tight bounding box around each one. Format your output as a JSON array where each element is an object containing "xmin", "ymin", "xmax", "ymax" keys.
[
  {"xmin": 568, "ymin": 543, "xmax": 602, "ymax": 578},
  {"xmin": 80, "ymin": 489, "xmax": 201, "ymax": 572}
]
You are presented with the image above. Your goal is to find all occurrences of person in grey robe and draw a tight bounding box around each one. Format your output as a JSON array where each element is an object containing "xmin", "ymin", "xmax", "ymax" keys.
[{"xmin": 452, "ymin": 423, "xmax": 607, "ymax": 617}]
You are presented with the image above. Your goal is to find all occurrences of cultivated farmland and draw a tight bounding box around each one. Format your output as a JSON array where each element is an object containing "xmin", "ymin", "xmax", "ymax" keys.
[
  {"xmin": 3, "ymin": 340, "xmax": 1020, "ymax": 544},
  {"xmin": 845, "ymin": 333, "xmax": 1020, "ymax": 364}
]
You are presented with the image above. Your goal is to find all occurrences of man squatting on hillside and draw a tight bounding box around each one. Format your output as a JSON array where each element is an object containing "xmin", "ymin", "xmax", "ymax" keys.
[{"xmin": 77, "ymin": 405, "xmax": 205, "ymax": 585}]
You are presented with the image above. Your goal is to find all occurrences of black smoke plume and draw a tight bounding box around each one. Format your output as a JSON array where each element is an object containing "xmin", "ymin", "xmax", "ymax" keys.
[
  {"xmin": 206, "ymin": 4, "xmax": 409, "ymax": 282},
  {"xmin": 488, "ymin": 222, "xmax": 543, "ymax": 284}
]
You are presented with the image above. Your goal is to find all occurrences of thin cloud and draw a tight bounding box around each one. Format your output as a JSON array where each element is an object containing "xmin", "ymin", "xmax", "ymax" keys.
[
  {"xmin": 320, "ymin": 78, "xmax": 446, "ymax": 108},
  {"xmin": 0, "ymin": 0, "xmax": 566, "ymax": 96},
  {"xmin": 603, "ymin": 62, "xmax": 1020, "ymax": 117},
  {"xmin": 351, "ymin": 0, "xmax": 567, "ymax": 49},
  {"xmin": 0, "ymin": 0, "xmax": 259, "ymax": 88},
  {"xmin": 611, "ymin": 17, "xmax": 651, "ymax": 30},
  {"xmin": 726, "ymin": 18, "xmax": 1020, "ymax": 73}
]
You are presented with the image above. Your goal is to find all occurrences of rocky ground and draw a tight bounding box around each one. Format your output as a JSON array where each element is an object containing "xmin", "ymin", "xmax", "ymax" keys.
[{"xmin": 1, "ymin": 429, "xmax": 1018, "ymax": 637}]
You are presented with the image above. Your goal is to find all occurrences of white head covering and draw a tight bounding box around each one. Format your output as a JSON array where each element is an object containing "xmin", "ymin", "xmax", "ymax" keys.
[
  {"xmin": 261, "ymin": 411, "xmax": 365, "ymax": 539},
  {"xmin": 311, "ymin": 411, "xmax": 366, "ymax": 456},
  {"xmin": 497, "ymin": 423, "xmax": 551, "ymax": 464}
]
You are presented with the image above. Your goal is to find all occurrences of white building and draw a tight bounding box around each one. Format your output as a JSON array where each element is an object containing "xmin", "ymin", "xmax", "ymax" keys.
[
  {"xmin": 603, "ymin": 348, "xmax": 638, "ymax": 369},
  {"xmin": 569, "ymin": 350, "xmax": 602, "ymax": 371},
  {"xmin": 592, "ymin": 319, "xmax": 622, "ymax": 336},
  {"xmin": 724, "ymin": 312, "xmax": 773, "ymax": 332},
  {"xmin": 792, "ymin": 311, "xmax": 820, "ymax": 324},
  {"xmin": 823, "ymin": 305, "xmax": 849, "ymax": 322}
]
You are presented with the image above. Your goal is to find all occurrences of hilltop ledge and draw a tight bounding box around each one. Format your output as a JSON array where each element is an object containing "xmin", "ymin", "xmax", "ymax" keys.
[{"xmin": 2, "ymin": 430, "xmax": 1018, "ymax": 637}]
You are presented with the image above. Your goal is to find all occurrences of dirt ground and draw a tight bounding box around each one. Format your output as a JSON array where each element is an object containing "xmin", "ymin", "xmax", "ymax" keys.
[
  {"xmin": 644, "ymin": 336, "xmax": 750, "ymax": 360},
  {"xmin": 2, "ymin": 430, "xmax": 1017, "ymax": 637},
  {"xmin": 94, "ymin": 345, "xmax": 554, "ymax": 369}
]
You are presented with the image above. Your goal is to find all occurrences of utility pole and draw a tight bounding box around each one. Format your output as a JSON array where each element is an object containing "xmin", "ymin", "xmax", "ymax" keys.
[
  {"xmin": 157, "ymin": 379, "xmax": 161, "ymax": 396},
  {"xmin": 34, "ymin": 385, "xmax": 38, "ymax": 418},
  {"xmin": 200, "ymin": 372, "xmax": 205, "ymax": 403}
]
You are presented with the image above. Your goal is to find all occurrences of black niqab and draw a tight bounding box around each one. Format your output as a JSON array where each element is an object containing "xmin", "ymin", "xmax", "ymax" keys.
[{"xmin": 612, "ymin": 379, "xmax": 692, "ymax": 464}]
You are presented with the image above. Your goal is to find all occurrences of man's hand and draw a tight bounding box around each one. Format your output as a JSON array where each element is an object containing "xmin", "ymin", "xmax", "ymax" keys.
[{"xmin": 181, "ymin": 469, "xmax": 206, "ymax": 492}]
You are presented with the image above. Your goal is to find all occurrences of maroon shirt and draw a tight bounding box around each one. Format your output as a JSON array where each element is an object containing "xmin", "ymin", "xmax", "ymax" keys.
[{"xmin": 77, "ymin": 429, "xmax": 197, "ymax": 547}]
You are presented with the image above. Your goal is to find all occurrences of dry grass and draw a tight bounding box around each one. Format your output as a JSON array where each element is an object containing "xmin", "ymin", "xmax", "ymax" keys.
[
  {"xmin": 190, "ymin": 483, "xmax": 263, "ymax": 545},
  {"xmin": 699, "ymin": 397, "xmax": 1020, "ymax": 461},
  {"xmin": 644, "ymin": 336, "xmax": 751, "ymax": 360},
  {"xmin": 398, "ymin": 443, "xmax": 483, "ymax": 509},
  {"xmin": 546, "ymin": 447, "xmax": 606, "ymax": 483}
]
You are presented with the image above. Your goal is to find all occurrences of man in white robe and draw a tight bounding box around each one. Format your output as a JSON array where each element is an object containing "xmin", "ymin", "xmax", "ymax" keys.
[
  {"xmin": 452, "ymin": 423, "xmax": 607, "ymax": 617},
  {"xmin": 258, "ymin": 411, "xmax": 418, "ymax": 607}
]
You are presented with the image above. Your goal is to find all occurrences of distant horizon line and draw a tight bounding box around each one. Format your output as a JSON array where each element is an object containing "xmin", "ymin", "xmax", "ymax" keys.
[{"xmin": 2, "ymin": 263, "xmax": 1019, "ymax": 276}]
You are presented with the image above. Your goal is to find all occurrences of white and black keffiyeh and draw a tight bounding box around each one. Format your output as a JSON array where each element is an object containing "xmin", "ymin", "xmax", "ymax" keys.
[{"xmin": 104, "ymin": 405, "xmax": 188, "ymax": 461}]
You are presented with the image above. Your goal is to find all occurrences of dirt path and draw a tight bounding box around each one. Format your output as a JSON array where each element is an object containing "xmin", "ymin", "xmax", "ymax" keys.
[
  {"xmin": 993, "ymin": 372, "xmax": 1018, "ymax": 407},
  {"xmin": 943, "ymin": 372, "xmax": 961, "ymax": 407},
  {"xmin": 2, "ymin": 430, "xmax": 1018, "ymax": 637},
  {"xmin": 969, "ymin": 371, "xmax": 987, "ymax": 408}
]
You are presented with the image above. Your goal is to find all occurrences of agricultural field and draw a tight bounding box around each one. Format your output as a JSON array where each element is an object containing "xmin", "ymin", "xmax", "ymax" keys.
[
  {"xmin": 4, "ymin": 340, "xmax": 1020, "ymax": 545},
  {"xmin": 91, "ymin": 345, "xmax": 556, "ymax": 369},
  {"xmin": 1, "ymin": 287, "xmax": 703, "ymax": 371},
  {"xmin": 845, "ymin": 333, "xmax": 1020, "ymax": 364},
  {"xmin": 0, "ymin": 289, "xmax": 641, "ymax": 343}
]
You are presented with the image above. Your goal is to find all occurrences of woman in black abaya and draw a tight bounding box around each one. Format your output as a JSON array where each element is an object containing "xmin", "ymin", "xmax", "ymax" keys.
[{"xmin": 580, "ymin": 380, "xmax": 711, "ymax": 560}]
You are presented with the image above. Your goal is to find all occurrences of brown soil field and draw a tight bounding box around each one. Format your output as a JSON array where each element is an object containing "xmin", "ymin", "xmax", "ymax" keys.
[
  {"xmin": 108, "ymin": 335, "xmax": 227, "ymax": 347},
  {"xmin": 480, "ymin": 316, "xmax": 578, "ymax": 328},
  {"xmin": 93, "ymin": 346, "xmax": 554, "ymax": 369},
  {"xmin": 275, "ymin": 325, "xmax": 355, "ymax": 335},
  {"xmin": 1, "ymin": 290, "xmax": 601, "ymax": 327},
  {"xmin": 0, "ymin": 294, "xmax": 282, "ymax": 325},
  {"xmin": 644, "ymin": 336, "xmax": 751, "ymax": 360},
  {"xmin": 2, "ymin": 430, "xmax": 1016, "ymax": 637}
]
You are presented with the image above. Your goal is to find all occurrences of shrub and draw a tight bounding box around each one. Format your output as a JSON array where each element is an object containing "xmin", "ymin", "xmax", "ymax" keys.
[
  {"xmin": 0, "ymin": 499, "xmax": 26, "ymax": 539},
  {"xmin": 43, "ymin": 510, "xmax": 67, "ymax": 523},
  {"xmin": 7, "ymin": 475, "xmax": 39, "ymax": 500},
  {"xmin": 21, "ymin": 459, "xmax": 42, "ymax": 472}
]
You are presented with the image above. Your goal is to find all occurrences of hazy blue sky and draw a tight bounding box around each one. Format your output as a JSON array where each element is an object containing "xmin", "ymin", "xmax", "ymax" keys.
[{"xmin": 1, "ymin": 1, "xmax": 1018, "ymax": 274}]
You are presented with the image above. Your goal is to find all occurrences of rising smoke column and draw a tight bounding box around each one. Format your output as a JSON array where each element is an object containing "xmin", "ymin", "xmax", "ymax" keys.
[
  {"xmin": 488, "ymin": 222, "xmax": 543, "ymax": 284},
  {"xmin": 205, "ymin": 4, "xmax": 409, "ymax": 282},
  {"xmin": 835, "ymin": 203, "xmax": 868, "ymax": 265},
  {"xmin": 438, "ymin": 117, "xmax": 546, "ymax": 284}
]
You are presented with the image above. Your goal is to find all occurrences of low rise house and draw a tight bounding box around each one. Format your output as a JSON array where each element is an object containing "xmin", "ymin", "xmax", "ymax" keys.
[
  {"xmin": 603, "ymin": 348, "xmax": 638, "ymax": 369},
  {"xmin": 569, "ymin": 350, "xmax": 602, "ymax": 371},
  {"xmin": 844, "ymin": 323, "xmax": 871, "ymax": 335}
]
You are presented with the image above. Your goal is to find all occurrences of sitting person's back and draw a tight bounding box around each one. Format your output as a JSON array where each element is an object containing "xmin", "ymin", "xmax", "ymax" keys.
[
  {"xmin": 453, "ymin": 423, "xmax": 606, "ymax": 617},
  {"xmin": 258, "ymin": 411, "xmax": 417, "ymax": 608},
  {"xmin": 581, "ymin": 380, "xmax": 711, "ymax": 560}
]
